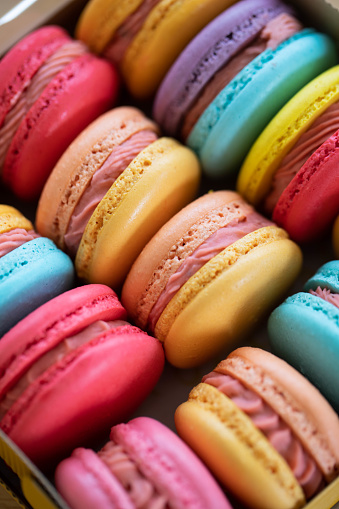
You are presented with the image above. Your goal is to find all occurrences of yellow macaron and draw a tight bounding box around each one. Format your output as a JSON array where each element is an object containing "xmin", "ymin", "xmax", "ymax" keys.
[
  {"xmin": 237, "ymin": 65, "xmax": 339, "ymax": 206},
  {"xmin": 175, "ymin": 347, "xmax": 339, "ymax": 509},
  {"xmin": 76, "ymin": 0, "xmax": 237, "ymax": 98}
]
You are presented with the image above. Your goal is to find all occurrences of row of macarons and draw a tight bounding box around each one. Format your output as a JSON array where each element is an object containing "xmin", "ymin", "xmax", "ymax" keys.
[
  {"xmin": 1, "ymin": 0, "xmax": 339, "ymax": 224},
  {"xmin": 0, "ymin": 278, "xmax": 338, "ymax": 509}
]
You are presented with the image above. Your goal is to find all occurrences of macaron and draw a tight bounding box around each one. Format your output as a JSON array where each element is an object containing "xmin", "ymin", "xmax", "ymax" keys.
[
  {"xmin": 0, "ymin": 205, "xmax": 74, "ymax": 336},
  {"xmin": 268, "ymin": 260, "xmax": 339, "ymax": 413},
  {"xmin": 122, "ymin": 190, "xmax": 302, "ymax": 368},
  {"xmin": 237, "ymin": 65, "xmax": 339, "ymax": 243},
  {"xmin": 0, "ymin": 285, "xmax": 164, "ymax": 468},
  {"xmin": 55, "ymin": 416, "xmax": 233, "ymax": 509},
  {"xmin": 0, "ymin": 25, "xmax": 119, "ymax": 200},
  {"xmin": 36, "ymin": 107, "xmax": 201, "ymax": 290},
  {"xmin": 154, "ymin": 0, "xmax": 338, "ymax": 178},
  {"xmin": 175, "ymin": 347, "xmax": 339, "ymax": 509},
  {"xmin": 76, "ymin": 0, "xmax": 238, "ymax": 98}
]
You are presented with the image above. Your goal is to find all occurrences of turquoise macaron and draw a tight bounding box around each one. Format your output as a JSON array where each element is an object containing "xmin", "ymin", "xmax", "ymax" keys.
[
  {"xmin": 187, "ymin": 29, "xmax": 338, "ymax": 179},
  {"xmin": 0, "ymin": 237, "xmax": 74, "ymax": 336},
  {"xmin": 268, "ymin": 260, "xmax": 339, "ymax": 412}
]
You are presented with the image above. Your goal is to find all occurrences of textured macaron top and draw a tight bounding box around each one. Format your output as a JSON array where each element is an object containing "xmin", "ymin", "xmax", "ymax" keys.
[
  {"xmin": 0, "ymin": 205, "xmax": 33, "ymax": 234},
  {"xmin": 214, "ymin": 347, "xmax": 339, "ymax": 481},
  {"xmin": 36, "ymin": 107, "xmax": 159, "ymax": 250},
  {"xmin": 154, "ymin": 0, "xmax": 293, "ymax": 136}
]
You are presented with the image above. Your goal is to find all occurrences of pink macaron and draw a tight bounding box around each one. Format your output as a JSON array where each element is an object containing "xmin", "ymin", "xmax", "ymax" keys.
[
  {"xmin": 0, "ymin": 285, "xmax": 164, "ymax": 468},
  {"xmin": 0, "ymin": 25, "xmax": 119, "ymax": 200},
  {"xmin": 55, "ymin": 416, "xmax": 233, "ymax": 509}
]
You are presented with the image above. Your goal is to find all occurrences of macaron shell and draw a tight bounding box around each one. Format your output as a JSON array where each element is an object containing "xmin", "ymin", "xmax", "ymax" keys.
[
  {"xmin": 333, "ymin": 216, "xmax": 339, "ymax": 258},
  {"xmin": 0, "ymin": 238, "xmax": 74, "ymax": 336},
  {"xmin": 304, "ymin": 260, "xmax": 339, "ymax": 293},
  {"xmin": 2, "ymin": 327, "xmax": 164, "ymax": 467},
  {"xmin": 272, "ymin": 129, "xmax": 339, "ymax": 242},
  {"xmin": 188, "ymin": 30, "xmax": 338, "ymax": 178},
  {"xmin": 121, "ymin": 0, "xmax": 238, "ymax": 98},
  {"xmin": 76, "ymin": 138, "xmax": 200, "ymax": 289},
  {"xmin": 0, "ymin": 205, "xmax": 33, "ymax": 233},
  {"xmin": 268, "ymin": 293, "xmax": 339, "ymax": 413},
  {"xmin": 110, "ymin": 416, "xmax": 233, "ymax": 509},
  {"xmin": 36, "ymin": 107, "xmax": 158, "ymax": 247},
  {"xmin": 237, "ymin": 65, "xmax": 339, "ymax": 206},
  {"xmin": 0, "ymin": 284, "xmax": 126, "ymax": 397},
  {"xmin": 0, "ymin": 26, "xmax": 69, "ymax": 128},
  {"xmin": 175, "ymin": 383, "xmax": 304, "ymax": 509},
  {"xmin": 3, "ymin": 54, "xmax": 119, "ymax": 200},
  {"xmin": 55, "ymin": 448, "xmax": 135, "ymax": 509},
  {"xmin": 76, "ymin": 0, "xmax": 143, "ymax": 54},
  {"xmin": 156, "ymin": 229, "xmax": 302, "ymax": 368},
  {"xmin": 121, "ymin": 190, "xmax": 240, "ymax": 325}
]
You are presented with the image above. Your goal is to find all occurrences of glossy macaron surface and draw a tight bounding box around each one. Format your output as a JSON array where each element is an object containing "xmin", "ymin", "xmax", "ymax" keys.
[{"xmin": 0, "ymin": 285, "xmax": 164, "ymax": 467}]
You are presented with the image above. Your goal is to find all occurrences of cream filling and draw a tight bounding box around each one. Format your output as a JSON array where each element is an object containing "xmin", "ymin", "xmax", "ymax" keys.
[
  {"xmin": 0, "ymin": 320, "xmax": 128, "ymax": 420},
  {"xmin": 0, "ymin": 228, "xmax": 40, "ymax": 258},
  {"xmin": 203, "ymin": 371, "xmax": 324, "ymax": 499}
]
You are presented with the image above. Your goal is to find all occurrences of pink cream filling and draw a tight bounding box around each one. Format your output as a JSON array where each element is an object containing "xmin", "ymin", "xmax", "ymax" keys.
[
  {"xmin": 264, "ymin": 102, "xmax": 339, "ymax": 213},
  {"xmin": 148, "ymin": 211, "xmax": 272, "ymax": 331},
  {"xmin": 181, "ymin": 13, "xmax": 302, "ymax": 140},
  {"xmin": 310, "ymin": 287, "xmax": 339, "ymax": 310},
  {"xmin": 0, "ymin": 228, "xmax": 40, "ymax": 258},
  {"xmin": 64, "ymin": 130, "xmax": 158, "ymax": 256},
  {"xmin": 203, "ymin": 371, "xmax": 324, "ymax": 499},
  {"xmin": 0, "ymin": 320, "xmax": 128, "ymax": 420},
  {"xmin": 0, "ymin": 40, "xmax": 87, "ymax": 170},
  {"xmin": 98, "ymin": 441, "xmax": 168, "ymax": 508},
  {"xmin": 103, "ymin": 0, "xmax": 159, "ymax": 65}
]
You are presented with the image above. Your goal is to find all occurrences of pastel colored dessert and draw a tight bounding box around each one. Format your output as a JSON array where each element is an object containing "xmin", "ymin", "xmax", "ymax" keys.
[
  {"xmin": 76, "ymin": 0, "xmax": 238, "ymax": 98},
  {"xmin": 237, "ymin": 65, "xmax": 339, "ymax": 243},
  {"xmin": 0, "ymin": 205, "xmax": 74, "ymax": 336},
  {"xmin": 0, "ymin": 25, "xmax": 119, "ymax": 200},
  {"xmin": 175, "ymin": 347, "xmax": 339, "ymax": 509},
  {"xmin": 268, "ymin": 260, "xmax": 339, "ymax": 413},
  {"xmin": 122, "ymin": 191, "xmax": 302, "ymax": 368},
  {"xmin": 333, "ymin": 216, "xmax": 339, "ymax": 258},
  {"xmin": 55, "ymin": 416, "xmax": 232, "ymax": 509},
  {"xmin": 154, "ymin": 0, "xmax": 338, "ymax": 178},
  {"xmin": 36, "ymin": 107, "xmax": 201, "ymax": 290},
  {"xmin": 0, "ymin": 285, "xmax": 164, "ymax": 468}
]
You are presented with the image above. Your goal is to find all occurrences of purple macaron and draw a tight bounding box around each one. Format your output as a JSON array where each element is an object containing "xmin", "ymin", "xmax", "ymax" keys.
[{"xmin": 153, "ymin": 0, "xmax": 292, "ymax": 137}]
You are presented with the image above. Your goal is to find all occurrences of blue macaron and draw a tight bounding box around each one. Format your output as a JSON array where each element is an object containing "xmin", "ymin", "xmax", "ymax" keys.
[
  {"xmin": 0, "ymin": 237, "xmax": 74, "ymax": 336},
  {"xmin": 268, "ymin": 260, "xmax": 339, "ymax": 412}
]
